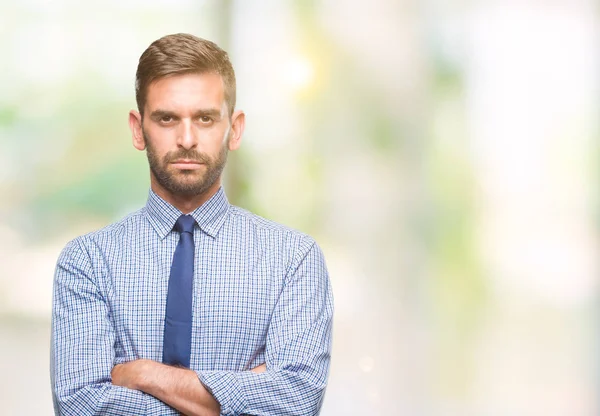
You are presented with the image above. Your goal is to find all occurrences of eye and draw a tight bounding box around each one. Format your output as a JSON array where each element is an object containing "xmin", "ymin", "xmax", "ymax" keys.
[
  {"xmin": 199, "ymin": 116, "xmax": 212, "ymax": 123},
  {"xmin": 160, "ymin": 115, "xmax": 173, "ymax": 123}
]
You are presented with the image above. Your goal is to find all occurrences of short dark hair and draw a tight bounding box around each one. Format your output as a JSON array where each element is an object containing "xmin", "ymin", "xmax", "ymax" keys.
[{"xmin": 135, "ymin": 33, "xmax": 236, "ymax": 116}]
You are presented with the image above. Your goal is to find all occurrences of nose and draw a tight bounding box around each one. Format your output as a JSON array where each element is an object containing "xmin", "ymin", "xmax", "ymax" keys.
[{"xmin": 176, "ymin": 119, "xmax": 197, "ymax": 149}]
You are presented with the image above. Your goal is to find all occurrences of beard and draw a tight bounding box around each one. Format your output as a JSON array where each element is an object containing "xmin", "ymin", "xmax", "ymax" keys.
[{"xmin": 144, "ymin": 130, "xmax": 229, "ymax": 197}]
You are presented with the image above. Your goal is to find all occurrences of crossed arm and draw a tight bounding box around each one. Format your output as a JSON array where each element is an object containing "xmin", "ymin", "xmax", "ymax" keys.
[
  {"xmin": 51, "ymin": 237, "xmax": 333, "ymax": 415},
  {"xmin": 110, "ymin": 360, "xmax": 266, "ymax": 416}
]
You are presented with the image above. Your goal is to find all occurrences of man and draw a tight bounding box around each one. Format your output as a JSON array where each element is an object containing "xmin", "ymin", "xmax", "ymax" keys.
[{"xmin": 51, "ymin": 33, "xmax": 334, "ymax": 416}]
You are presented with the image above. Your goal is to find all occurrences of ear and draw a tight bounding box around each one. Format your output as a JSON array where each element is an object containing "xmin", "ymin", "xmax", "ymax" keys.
[
  {"xmin": 129, "ymin": 110, "xmax": 145, "ymax": 151},
  {"xmin": 228, "ymin": 110, "xmax": 245, "ymax": 151}
]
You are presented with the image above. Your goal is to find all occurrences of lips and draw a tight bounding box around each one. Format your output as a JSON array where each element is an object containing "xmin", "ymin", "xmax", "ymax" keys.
[
  {"xmin": 170, "ymin": 160, "xmax": 205, "ymax": 170},
  {"xmin": 172, "ymin": 159, "xmax": 202, "ymax": 164}
]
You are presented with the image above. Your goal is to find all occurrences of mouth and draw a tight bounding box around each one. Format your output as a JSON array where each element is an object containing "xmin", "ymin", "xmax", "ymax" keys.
[{"xmin": 170, "ymin": 159, "xmax": 205, "ymax": 170}]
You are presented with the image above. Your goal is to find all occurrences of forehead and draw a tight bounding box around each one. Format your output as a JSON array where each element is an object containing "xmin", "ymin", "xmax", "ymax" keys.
[{"xmin": 145, "ymin": 72, "xmax": 226, "ymax": 113}]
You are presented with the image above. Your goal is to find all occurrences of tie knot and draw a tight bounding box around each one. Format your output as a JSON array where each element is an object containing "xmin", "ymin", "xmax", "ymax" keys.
[{"xmin": 175, "ymin": 215, "xmax": 195, "ymax": 234}]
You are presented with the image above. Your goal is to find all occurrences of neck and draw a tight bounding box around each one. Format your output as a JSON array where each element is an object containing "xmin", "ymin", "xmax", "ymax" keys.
[{"xmin": 150, "ymin": 178, "xmax": 222, "ymax": 214}]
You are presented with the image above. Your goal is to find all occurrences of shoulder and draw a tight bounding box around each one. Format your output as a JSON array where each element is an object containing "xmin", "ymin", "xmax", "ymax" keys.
[
  {"xmin": 228, "ymin": 205, "xmax": 316, "ymax": 247},
  {"xmin": 86, "ymin": 208, "xmax": 146, "ymax": 239},
  {"xmin": 58, "ymin": 208, "xmax": 146, "ymax": 261},
  {"xmin": 227, "ymin": 205, "xmax": 324, "ymax": 271},
  {"xmin": 228, "ymin": 208, "xmax": 331, "ymax": 293}
]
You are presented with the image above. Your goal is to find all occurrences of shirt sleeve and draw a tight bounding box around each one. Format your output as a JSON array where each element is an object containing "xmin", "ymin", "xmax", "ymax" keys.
[
  {"xmin": 198, "ymin": 238, "xmax": 334, "ymax": 416},
  {"xmin": 51, "ymin": 238, "xmax": 177, "ymax": 416}
]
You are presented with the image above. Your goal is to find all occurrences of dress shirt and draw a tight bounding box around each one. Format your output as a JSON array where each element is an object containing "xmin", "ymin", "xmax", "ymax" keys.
[{"xmin": 51, "ymin": 187, "xmax": 334, "ymax": 416}]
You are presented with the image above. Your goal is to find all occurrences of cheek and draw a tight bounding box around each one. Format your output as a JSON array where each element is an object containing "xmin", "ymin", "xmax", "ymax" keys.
[
  {"xmin": 199, "ymin": 129, "xmax": 226, "ymax": 151},
  {"xmin": 146, "ymin": 130, "xmax": 174, "ymax": 152},
  {"xmin": 210, "ymin": 126, "xmax": 232, "ymax": 150}
]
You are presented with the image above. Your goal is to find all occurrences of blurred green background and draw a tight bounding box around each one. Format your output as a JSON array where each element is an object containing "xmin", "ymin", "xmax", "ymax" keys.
[{"xmin": 0, "ymin": 1, "xmax": 598, "ymax": 414}]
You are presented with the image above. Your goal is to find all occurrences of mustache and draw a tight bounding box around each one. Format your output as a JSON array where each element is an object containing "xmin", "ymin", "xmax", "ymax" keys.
[{"xmin": 163, "ymin": 149, "xmax": 212, "ymax": 164}]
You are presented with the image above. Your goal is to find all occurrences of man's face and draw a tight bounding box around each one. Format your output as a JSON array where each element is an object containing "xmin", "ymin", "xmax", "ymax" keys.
[
  {"xmin": 135, "ymin": 72, "xmax": 236, "ymax": 198},
  {"xmin": 143, "ymin": 128, "xmax": 229, "ymax": 198}
]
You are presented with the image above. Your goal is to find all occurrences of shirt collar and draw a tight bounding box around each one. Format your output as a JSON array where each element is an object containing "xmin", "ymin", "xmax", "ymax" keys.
[{"xmin": 145, "ymin": 187, "xmax": 230, "ymax": 240}]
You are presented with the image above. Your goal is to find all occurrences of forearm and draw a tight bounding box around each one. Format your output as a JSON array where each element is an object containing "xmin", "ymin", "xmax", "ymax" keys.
[
  {"xmin": 52, "ymin": 376, "xmax": 183, "ymax": 416},
  {"xmin": 52, "ymin": 240, "xmax": 177, "ymax": 415},
  {"xmin": 197, "ymin": 241, "xmax": 333, "ymax": 415},
  {"xmin": 112, "ymin": 360, "xmax": 219, "ymax": 416},
  {"xmin": 199, "ymin": 364, "xmax": 329, "ymax": 416}
]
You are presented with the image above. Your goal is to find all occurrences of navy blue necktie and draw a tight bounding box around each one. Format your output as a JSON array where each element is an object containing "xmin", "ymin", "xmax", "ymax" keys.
[{"xmin": 162, "ymin": 214, "xmax": 195, "ymax": 367}]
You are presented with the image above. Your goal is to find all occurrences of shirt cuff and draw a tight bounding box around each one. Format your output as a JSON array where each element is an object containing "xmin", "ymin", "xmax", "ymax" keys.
[{"xmin": 197, "ymin": 370, "xmax": 247, "ymax": 416}]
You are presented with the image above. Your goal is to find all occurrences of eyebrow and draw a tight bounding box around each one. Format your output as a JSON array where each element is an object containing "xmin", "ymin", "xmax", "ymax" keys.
[
  {"xmin": 149, "ymin": 108, "xmax": 223, "ymax": 121},
  {"xmin": 193, "ymin": 109, "xmax": 223, "ymax": 120},
  {"xmin": 149, "ymin": 110, "xmax": 178, "ymax": 121}
]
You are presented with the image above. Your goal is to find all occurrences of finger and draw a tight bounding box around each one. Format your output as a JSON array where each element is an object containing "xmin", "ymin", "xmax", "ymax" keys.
[{"xmin": 250, "ymin": 363, "xmax": 267, "ymax": 373}]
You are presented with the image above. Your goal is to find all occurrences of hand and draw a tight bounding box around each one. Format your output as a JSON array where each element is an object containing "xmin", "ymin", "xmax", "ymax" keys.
[
  {"xmin": 111, "ymin": 359, "xmax": 152, "ymax": 390},
  {"xmin": 250, "ymin": 363, "xmax": 266, "ymax": 374},
  {"xmin": 112, "ymin": 360, "xmax": 219, "ymax": 416}
]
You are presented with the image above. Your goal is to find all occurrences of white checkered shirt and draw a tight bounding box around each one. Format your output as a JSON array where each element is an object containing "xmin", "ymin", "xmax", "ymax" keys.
[{"xmin": 51, "ymin": 187, "xmax": 334, "ymax": 415}]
